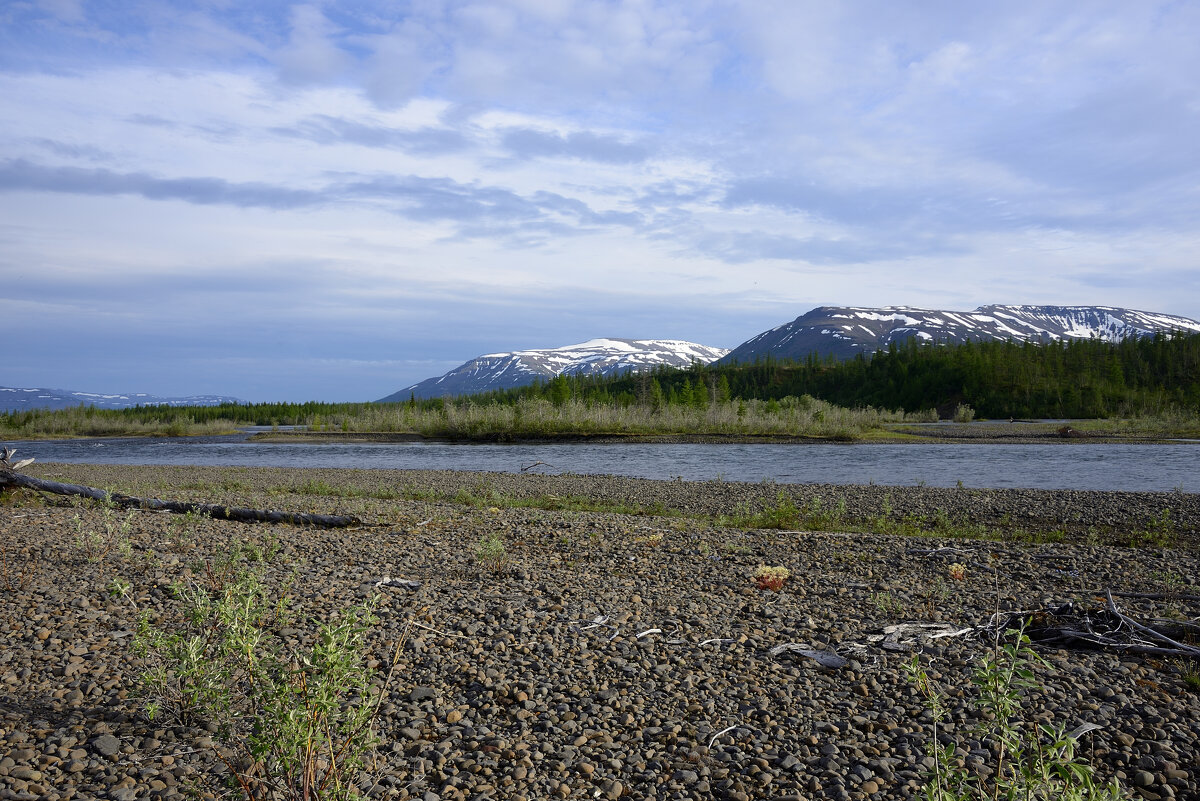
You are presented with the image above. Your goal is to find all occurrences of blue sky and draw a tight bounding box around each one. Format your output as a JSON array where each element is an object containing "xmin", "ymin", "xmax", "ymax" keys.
[{"xmin": 2, "ymin": 1, "xmax": 1198, "ymax": 402}]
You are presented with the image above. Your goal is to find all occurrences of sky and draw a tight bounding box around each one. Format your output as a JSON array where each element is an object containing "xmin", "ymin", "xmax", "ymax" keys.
[{"xmin": 2, "ymin": 1, "xmax": 1199, "ymax": 402}]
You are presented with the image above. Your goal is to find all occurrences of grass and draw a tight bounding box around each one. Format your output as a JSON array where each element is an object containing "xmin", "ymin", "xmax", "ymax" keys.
[
  {"xmin": 710, "ymin": 490, "xmax": 1070, "ymax": 544},
  {"xmin": 0, "ymin": 395, "xmax": 945, "ymax": 442},
  {"xmin": 716, "ymin": 491, "xmax": 849, "ymax": 531},
  {"xmin": 264, "ymin": 475, "xmax": 1180, "ymax": 549},
  {"xmin": 1178, "ymin": 659, "xmax": 1200, "ymax": 693},
  {"xmin": 1130, "ymin": 509, "xmax": 1177, "ymax": 548},
  {"xmin": 871, "ymin": 590, "xmax": 906, "ymax": 616},
  {"xmin": 7, "ymin": 389, "xmax": 1200, "ymax": 442},
  {"xmin": 475, "ymin": 532, "xmax": 508, "ymax": 571}
]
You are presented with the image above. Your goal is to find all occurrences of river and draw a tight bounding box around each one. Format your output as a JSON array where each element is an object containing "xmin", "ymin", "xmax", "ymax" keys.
[{"xmin": 7, "ymin": 433, "xmax": 1198, "ymax": 492}]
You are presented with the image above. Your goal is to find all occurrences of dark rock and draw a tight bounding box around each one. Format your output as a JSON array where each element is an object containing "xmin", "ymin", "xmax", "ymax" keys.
[{"xmin": 91, "ymin": 735, "xmax": 121, "ymax": 758}]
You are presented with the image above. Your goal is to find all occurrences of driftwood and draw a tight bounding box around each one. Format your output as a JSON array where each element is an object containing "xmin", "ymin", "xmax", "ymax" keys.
[
  {"xmin": 768, "ymin": 643, "xmax": 848, "ymax": 668},
  {"xmin": 0, "ymin": 448, "xmax": 35, "ymax": 471},
  {"xmin": 1102, "ymin": 589, "xmax": 1200, "ymax": 603},
  {"xmin": 0, "ymin": 469, "xmax": 361, "ymax": 528},
  {"xmin": 994, "ymin": 597, "xmax": 1200, "ymax": 660}
]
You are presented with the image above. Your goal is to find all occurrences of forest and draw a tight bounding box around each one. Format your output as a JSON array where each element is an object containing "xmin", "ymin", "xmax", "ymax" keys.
[{"xmin": 492, "ymin": 330, "xmax": 1200, "ymax": 419}]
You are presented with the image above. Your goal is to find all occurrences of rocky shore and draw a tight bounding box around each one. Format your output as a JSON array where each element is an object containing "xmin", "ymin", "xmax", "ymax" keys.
[{"xmin": 2, "ymin": 463, "xmax": 1198, "ymax": 800}]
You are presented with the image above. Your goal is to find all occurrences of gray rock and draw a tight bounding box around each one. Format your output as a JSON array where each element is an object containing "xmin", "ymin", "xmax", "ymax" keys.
[{"xmin": 91, "ymin": 734, "xmax": 121, "ymax": 758}]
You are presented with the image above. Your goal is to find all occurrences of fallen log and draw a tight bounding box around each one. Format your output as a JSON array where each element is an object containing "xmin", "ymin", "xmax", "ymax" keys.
[{"xmin": 0, "ymin": 470, "xmax": 361, "ymax": 528}]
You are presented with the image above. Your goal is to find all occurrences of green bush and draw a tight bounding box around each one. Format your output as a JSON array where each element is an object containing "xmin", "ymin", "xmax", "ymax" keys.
[
  {"xmin": 134, "ymin": 563, "xmax": 395, "ymax": 800},
  {"xmin": 476, "ymin": 532, "xmax": 508, "ymax": 571},
  {"xmin": 905, "ymin": 626, "xmax": 1125, "ymax": 800}
]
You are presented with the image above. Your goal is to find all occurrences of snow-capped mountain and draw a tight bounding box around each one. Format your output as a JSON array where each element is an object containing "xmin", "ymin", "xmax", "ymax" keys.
[
  {"xmin": 379, "ymin": 338, "xmax": 730, "ymax": 401},
  {"xmin": 0, "ymin": 386, "xmax": 244, "ymax": 413},
  {"xmin": 719, "ymin": 305, "xmax": 1200, "ymax": 365}
]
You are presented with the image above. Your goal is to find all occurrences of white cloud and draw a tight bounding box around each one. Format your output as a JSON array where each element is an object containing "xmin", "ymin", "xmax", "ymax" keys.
[{"xmin": 275, "ymin": 4, "xmax": 350, "ymax": 85}]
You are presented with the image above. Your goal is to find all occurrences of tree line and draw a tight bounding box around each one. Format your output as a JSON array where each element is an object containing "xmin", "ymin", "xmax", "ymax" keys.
[
  {"xmin": 4, "ymin": 331, "xmax": 1197, "ymax": 436},
  {"xmin": 488, "ymin": 331, "xmax": 1200, "ymax": 419}
]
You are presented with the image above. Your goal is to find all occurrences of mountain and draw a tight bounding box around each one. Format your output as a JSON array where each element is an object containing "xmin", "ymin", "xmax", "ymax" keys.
[
  {"xmin": 719, "ymin": 305, "xmax": 1200, "ymax": 365},
  {"xmin": 379, "ymin": 338, "xmax": 730, "ymax": 401},
  {"xmin": 0, "ymin": 386, "xmax": 244, "ymax": 413}
]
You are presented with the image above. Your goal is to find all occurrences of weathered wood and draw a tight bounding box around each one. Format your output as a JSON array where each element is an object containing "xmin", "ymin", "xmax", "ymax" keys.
[
  {"xmin": 0, "ymin": 448, "xmax": 34, "ymax": 471},
  {"xmin": 0, "ymin": 469, "xmax": 361, "ymax": 528},
  {"xmin": 1101, "ymin": 589, "xmax": 1200, "ymax": 603},
  {"xmin": 1104, "ymin": 590, "xmax": 1200, "ymax": 658},
  {"xmin": 993, "ymin": 597, "xmax": 1200, "ymax": 661}
]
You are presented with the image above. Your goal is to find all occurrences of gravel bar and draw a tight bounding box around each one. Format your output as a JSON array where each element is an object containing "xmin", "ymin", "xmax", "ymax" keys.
[{"xmin": 1, "ymin": 463, "xmax": 1198, "ymax": 801}]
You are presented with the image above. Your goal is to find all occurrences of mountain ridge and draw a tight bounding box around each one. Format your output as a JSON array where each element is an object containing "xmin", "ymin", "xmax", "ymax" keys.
[
  {"xmin": 0, "ymin": 386, "xmax": 244, "ymax": 413},
  {"xmin": 719, "ymin": 305, "xmax": 1200, "ymax": 365},
  {"xmin": 378, "ymin": 338, "xmax": 729, "ymax": 402}
]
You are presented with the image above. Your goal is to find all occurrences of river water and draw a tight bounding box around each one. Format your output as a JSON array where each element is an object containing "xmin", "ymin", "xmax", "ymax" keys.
[{"xmin": 8, "ymin": 433, "xmax": 1198, "ymax": 492}]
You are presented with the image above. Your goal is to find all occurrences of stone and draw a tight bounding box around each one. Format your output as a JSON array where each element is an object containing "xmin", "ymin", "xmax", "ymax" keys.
[{"xmin": 92, "ymin": 735, "xmax": 121, "ymax": 758}]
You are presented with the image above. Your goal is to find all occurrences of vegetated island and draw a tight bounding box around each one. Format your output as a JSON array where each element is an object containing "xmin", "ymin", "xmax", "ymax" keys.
[{"xmin": 1, "ymin": 461, "xmax": 1197, "ymax": 800}]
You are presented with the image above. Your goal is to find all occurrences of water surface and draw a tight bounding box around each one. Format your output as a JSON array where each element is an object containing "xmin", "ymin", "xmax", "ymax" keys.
[{"xmin": 10, "ymin": 434, "xmax": 1198, "ymax": 492}]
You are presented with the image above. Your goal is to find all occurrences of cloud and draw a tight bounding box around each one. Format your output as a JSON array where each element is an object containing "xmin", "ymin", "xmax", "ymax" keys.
[
  {"xmin": 689, "ymin": 228, "xmax": 968, "ymax": 266},
  {"xmin": 722, "ymin": 177, "xmax": 919, "ymax": 227},
  {"xmin": 342, "ymin": 174, "xmax": 644, "ymax": 238},
  {"xmin": 126, "ymin": 113, "xmax": 178, "ymax": 128},
  {"xmin": 0, "ymin": 159, "xmax": 324, "ymax": 209},
  {"xmin": 272, "ymin": 115, "xmax": 469, "ymax": 154},
  {"xmin": 275, "ymin": 4, "xmax": 349, "ymax": 85},
  {"xmin": 500, "ymin": 127, "xmax": 651, "ymax": 163},
  {"xmin": 0, "ymin": 159, "xmax": 644, "ymax": 242},
  {"xmin": 30, "ymin": 138, "xmax": 113, "ymax": 161}
]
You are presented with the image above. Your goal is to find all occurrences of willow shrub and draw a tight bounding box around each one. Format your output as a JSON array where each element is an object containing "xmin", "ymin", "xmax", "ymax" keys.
[{"xmin": 134, "ymin": 562, "xmax": 395, "ymax": 801}]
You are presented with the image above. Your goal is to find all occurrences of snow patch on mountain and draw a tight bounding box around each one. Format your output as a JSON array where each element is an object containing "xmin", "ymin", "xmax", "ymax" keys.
[
  {"xmin": 720, "ymin": 305, "xmax": 1200, "ymax": 365},
  {"xmin": 0, "ymin": 386, "xmax": 244, "ymax": 413},
  {"xmin": 379, "ymin": 338, "xmax": 730, "ymax": 401}
]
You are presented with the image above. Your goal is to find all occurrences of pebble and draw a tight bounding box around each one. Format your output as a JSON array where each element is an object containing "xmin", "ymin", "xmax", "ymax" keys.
[{"xmin": 3, "ymin": 463, "xmax": 1198, "ymax": 801}]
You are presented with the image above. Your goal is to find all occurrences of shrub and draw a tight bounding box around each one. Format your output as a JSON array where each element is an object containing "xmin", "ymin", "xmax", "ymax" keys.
[
  {"xmin": 476, "ymin": 532, "xmax": 508, "ymax": 571},
  {"xmin": 134, "ymin": 563, "xmax": 396, "ymax": 800},
  {"xmin": 904, "ymin": 625, "xmax": 1125, "ymax": 800},
  {"xmin": 71, "ymin": 495, "xmax": 135, "ymax": 564}
]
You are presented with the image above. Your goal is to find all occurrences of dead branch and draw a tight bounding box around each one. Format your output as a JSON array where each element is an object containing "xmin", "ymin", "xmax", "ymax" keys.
[
  {"xmin": 1104, "ymin": 590, "xmax": 1200, "ymax": 657},
  {"xmin": 1100, "ymin": 590, "xmax": 1200, "ymax": 603},
  {"xmin": 0, "ymin": 469, "xmax": 360, "ymax": 528},
  {"xmin": 0, "ymin": 448, "xmax": 34, "ymax": 471},
  {"xmin": 993, "ymin": 598, "xmax": 1200, "ymax": 660}
]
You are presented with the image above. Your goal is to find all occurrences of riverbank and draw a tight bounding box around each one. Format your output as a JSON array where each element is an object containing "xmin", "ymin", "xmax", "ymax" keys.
[
  {"xmin": 247, "ymin": 430, "xmax": 860, "ymax": 444},
  {"xmin": 247, "ymin": 423, "xmax": 1187, "ymax": 445},
  {"xmin": 2, "ymin": 464, "xmax": 1198, "ymax": 800}
]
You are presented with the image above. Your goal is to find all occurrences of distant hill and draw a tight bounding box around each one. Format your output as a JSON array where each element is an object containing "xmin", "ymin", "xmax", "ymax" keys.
[
  {"xmin": 379, "ymin": 338, "xmax": 729, "ymax": 401},
  {"xmin": 719, "ymin": 305, "xmax": 1200, "ymax": 364},
  {"xmin": 0, "ymin": 386, "xmax": 244, "ymax": 413}
]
